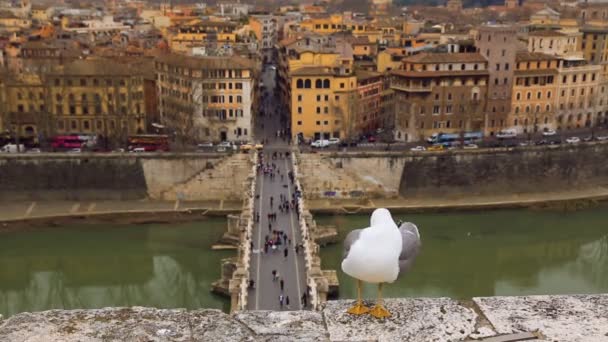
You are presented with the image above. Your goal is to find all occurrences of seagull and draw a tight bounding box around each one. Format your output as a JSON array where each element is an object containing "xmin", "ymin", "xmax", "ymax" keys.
[{"xmin": 341, "ymin": 208, "xmax": 421, "ymax": 318}]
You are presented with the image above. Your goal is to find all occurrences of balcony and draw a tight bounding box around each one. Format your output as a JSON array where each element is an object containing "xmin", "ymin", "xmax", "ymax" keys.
[{"xmin": 391, "ymin": 81, "xmax": 432, "ymax": 92}]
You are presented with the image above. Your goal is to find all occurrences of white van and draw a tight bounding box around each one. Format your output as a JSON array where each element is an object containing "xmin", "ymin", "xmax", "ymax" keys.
[
  {"xmin": 0, "ymin": 144, "xmax": 25, "ymax": 153},
  {"xmin": 496, "ymin": 129, "xmax": 517, "ymax": 139}
]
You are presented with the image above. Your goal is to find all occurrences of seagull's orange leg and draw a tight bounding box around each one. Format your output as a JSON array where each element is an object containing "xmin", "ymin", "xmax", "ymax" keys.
[
  {"xmin": 346, "ymin": 279, "xmax": 370, "ymax": 315},
  {"xmin": 369, "ymin": 283, "xmax": 391, "ymax": 318}
]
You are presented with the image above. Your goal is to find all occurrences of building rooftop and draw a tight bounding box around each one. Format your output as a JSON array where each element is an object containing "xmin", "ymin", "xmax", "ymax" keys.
[
  {"xmin": 47, "ymin": 59, "xmax": 139, "ymax": 76},
  {"xmin": 156, "ymin": 53, "xmax": 256, "ymax": 70},
  {"xmin": 528, "ymin": 30, "xmax": 566, "ymax": 37},
  {"xmin": 402, "ymin": 52, "xmax": 487, "ymax": 64},
  {"xmin": 515, "ymin": 51, "xmax": 559, "ymax": 62}
]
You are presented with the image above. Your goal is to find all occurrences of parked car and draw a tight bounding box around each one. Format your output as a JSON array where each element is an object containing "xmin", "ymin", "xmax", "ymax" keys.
[
  {"xmin": 496, "ymin": 129, "xmax": 517, "ymax": 139},
  {"xmin": 410, "ymin": 146, "xmax": 426, "ymax": 152},
  {"xmin": 463, "ymin": 144, "xmax": 479, "ymax": 149},
  {"xmin": 239, "ymin": 143, "xmax": 254, "ymax": 152},
  {"xmin": 583, "ymin": 136, "xmax": 594, "ymax": 142},
  {"xmin": 427, "ymin": 144, "xmax": 444, "ymax": 151},
  {"xmin": 328, "ymin": 138, "xmax": 340, "ymax": 145},
  {"xmin": 535, "ymin": 139, "xmax": 548, "ymax": 146},
  {"xmin": 218, "ymin": 141, "xmax": 232, "ymax": 148},
  {"xmin": 129, "ymin": 147, "xmax": 145, "ymax": 153},
  {"xmin": 596, "ymin": 135, "xmax": 608, "ymax": 141},
  {"xmin": 197, "ymin": 142, "xmax": 214, "ymax": 148},
  {"xmin": 311, "ymin": 140, "xmax": 330, "ymax": 148},
  {"xmin": 26, "ymin": 148, "xmax": 41, "ymax": 153},
  {"xmin": 566, "ymin": 136, "xmax": 581, "ymax": 144},
  {"xmin": 68, "ymin": 148, "xmax": 82, "ymax": 153},
  {"xmin": 542, "ymin": 129, "xmax": 557, "ymax": 137}
]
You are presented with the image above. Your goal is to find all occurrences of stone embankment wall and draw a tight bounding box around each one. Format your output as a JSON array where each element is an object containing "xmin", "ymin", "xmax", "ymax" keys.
[
  {"xmin": 0, "ymin": 153, "xmax": 253, "ymax": 201},
  {"xmin": 297, "ymin": 142, "xmax": 608, "ymax": 199},
  {"xmin": 1, "ymin": 294, "xmax": 605, "ymax": 341}
]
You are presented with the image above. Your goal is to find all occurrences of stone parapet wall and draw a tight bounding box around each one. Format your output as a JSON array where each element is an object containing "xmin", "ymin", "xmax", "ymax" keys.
[
  {"xmin": 0, "ymin": 153, "xmax": 252, "ymax": 202},
  {"xmin": 297, "ymin": 142, "xmax": 608, "ymax": 200},
  {"xmin": 1, "ymin": 295, "xmax": 605, "ymax": 341}
]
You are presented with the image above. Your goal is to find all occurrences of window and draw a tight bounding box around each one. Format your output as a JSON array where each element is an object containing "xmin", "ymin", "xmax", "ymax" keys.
[
  {"xmin": 296, "ymin": 79, "xmax": 303, "ymax": 88},
  {"xmin": 71, "ymin": 120, "xmax": 77, "ymax": 130},
  {"xmin": 83, "ymin": 120, "xmax": 90, "ymax": 130},
  {"xmin": 317, "ymin": 95, "xmax": 321, "ymax": 101},
  {"xmin": 69, "ymin": 106, "xmax": 76, "ymax": 115},
  {"xmin": 505, "ymin": 63, "xmax": 509, "ymax": 70},
  {"xmin": 335, "ymin": 95, "xmax": 340, "ymax": 101},
  {"xmin": 537, "ymin": 92, "xmax": 542, "ymax": 99},
  {"xmin": 527, "ymin": 92, "xmax": 531, "ymax": 100},
  {"xmin": 433, "ymin": 105, "xmax": 440, "ymax": 114},
  {"xmin": 316, "ymin": 107, "xmax": 321, "ymax": 114},
  {"xmin": 298, "ymin": 107, "xmax": 302, "ymax": 114},
  {"xmin": 304, "ymin": 79, "xmax": 311, "ymax": 88},
  {"xmin": 340, "ymin": 83, "xmax": 345, "ymax": 89},
  {"xmin": 297, "ymin": 121, "xmax": 302, "ymax": 125},
  {"xmin": 315, "ymin": 79, "xmax": 322, "ymax": 88},
  {"xmin": 547, "ymin": 91, "xmax": 552, "ymax": 99},
  {"xmin": 446, "ymin": 105, "xmax": 452, "ymax": 113},
  {"xmin": 324, "ymin": 107, "xmax": 328, "ymax": 114},
  {"xmin": 496, "ymin": 63, "xmax": 500, "ymax": 71},
  {"xmin": 516, "ymin": 93, "xmax": 521, "ymax": 100},
  {"xmin": 298, "ymin": 95, "xmax": 302, "ymax": 102},
  {"xmin": 323, "ymin": 79, "xmax": 330, "ymax": 88}
]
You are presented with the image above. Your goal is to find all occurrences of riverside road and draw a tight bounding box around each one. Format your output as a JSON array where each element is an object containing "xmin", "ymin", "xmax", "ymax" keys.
[{"xmin": 246, "ymin": 64, "xmax": 308, "ymax": 310}]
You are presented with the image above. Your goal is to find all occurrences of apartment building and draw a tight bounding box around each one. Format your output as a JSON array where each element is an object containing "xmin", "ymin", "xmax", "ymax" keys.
[
  {"xmin": 156, "ymin": 53, "xmax": 256, "ymax": 143},
  {"xmin": 555, "ymin": 58, "xmax": 605, "ymax": 130},
  {"xmin": 249, "ymin": 15, "xmax": 277, "ymax": 63},
  {"xmin": 507, "ymin": 52, "xmax": 560, "ymax": 134},
  {"xmin": 46, "ymin": 60, "xmax": 148, "ymax": 141},
  {"xmin": 391, "ymin": 53, "xmax": 489, "ymax": 142}
]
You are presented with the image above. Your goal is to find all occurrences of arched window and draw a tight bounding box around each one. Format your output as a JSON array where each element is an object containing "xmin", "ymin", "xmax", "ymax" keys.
[
  {"xmin": 545, "ymin": 104, "xmax": 551, "ymax": 112},
  {"xmin": 516, "ymin": 93, "xmax": 521, "ymax": 100},
  {"xmin": 524, "ymin": 118, "xmax": 529, "ymax": 125},
  {"xmin": 323, "ymin": 79, "xmax": 330, "ymax": 88},
  {"xmin": 526, "ymin": 92, "xmax": 531, "ymax": 100},
  {"xmin": 525, "ymin": 106, "xmax": 530, "ymax": 113},
  {"xmin": 537, "ymin": 91, "xmax": 542, "ymax": 99},
  {"xmin": 544, "ymin": 116, "xmax": 549, "ymax": 124},
  {"xmin": 515, "ymin": 106, "xmax": 520, "ymax": 114},
  {"xmin": 535, "ymin": 105, "xmax": 540, "ymax": 113},
  {"xmin": 296, "ymin": 79, "xmax": 303, "ymax": 88},
  {"xmin": 304, "ymin": 79, "xmax": 311, "ymax": 88},
  {"xmin": 514, "ymin": 118, "xmax": 519, "ymax": 126},
  {"xmin": 68, "ymin": 93, "xmax": 75, "ymax": 101},
  {"xmin": 315, "ymin": 79, "xmax": 322, "ymax": 88}
]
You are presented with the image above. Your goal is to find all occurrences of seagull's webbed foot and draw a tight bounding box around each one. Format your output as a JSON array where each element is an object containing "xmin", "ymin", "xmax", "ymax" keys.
[
  {"xmin": 346, "ymin": 302, "xmax": 370, "ymax": 315},
  {"xmin": 369, "ymin": 304, "xmax": 391, "ymax": 318}
]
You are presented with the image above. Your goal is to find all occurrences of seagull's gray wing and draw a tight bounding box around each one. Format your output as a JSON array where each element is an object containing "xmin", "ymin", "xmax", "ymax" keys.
[
  {"xmin": 343, "ymin": 228, "xmax": 363, "ymax": 260},
  {"xmin": 398, "ymin": 222, "xmax": 421, "ymax": 275}
]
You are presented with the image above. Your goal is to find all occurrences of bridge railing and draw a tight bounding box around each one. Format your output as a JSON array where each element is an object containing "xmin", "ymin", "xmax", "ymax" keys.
[
  {"xmin": 237, "ymin": 152, "xmax": 258, "ymax": 311},
  {"xmin": 291, "ymin": 150, "xmax": 320, "ymax": 310}
]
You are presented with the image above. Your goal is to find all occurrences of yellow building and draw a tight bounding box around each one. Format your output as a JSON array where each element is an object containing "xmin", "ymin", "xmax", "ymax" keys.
[
  {"xmin": 168, "ymin": 20, "xmax": 239, "ymax": 51},
  {"xmin": 290, "ymin": 66, "xmax": 357, "ymax": 141},
  {"xmin": 508, "ymin": 52, "xmax": 559, "ymax": 134},
  {"xmin": 299, "ymin": 14, "xmax": 369, "ymax": 35},
  {"xmin": 0, "ymin": 73, "xmax": 46, "ymax": 141}
]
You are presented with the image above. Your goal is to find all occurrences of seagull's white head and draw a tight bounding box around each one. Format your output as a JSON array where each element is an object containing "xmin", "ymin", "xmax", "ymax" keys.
[{"xmin": 370, "ymin": 208, "xmax": 395, "ymax": 228}]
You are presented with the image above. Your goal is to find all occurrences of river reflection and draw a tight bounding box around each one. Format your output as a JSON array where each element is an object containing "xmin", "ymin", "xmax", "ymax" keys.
[
  {"xmin": 0, "ymin": 220, "xmax": 231, "ymax": 317},
  {"xmin": 317, "ymin": 207, "xmax": 608, "ymax": 299}
]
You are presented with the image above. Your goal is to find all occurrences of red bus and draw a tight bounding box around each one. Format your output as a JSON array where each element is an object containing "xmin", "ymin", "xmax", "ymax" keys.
[
  {"xmin": 127, "ymin": 135, "xmax": 170, "ymax": 152},
  {"xmin": 51, "ymin": 135, "xmax": 85, "ymax": 149}
]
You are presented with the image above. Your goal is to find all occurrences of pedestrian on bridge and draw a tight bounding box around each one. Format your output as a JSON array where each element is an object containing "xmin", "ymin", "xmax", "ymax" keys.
[
  {"xmin": 286, "ymin": 296, "xmax": 290, "ymax": 309},
  {"xmin": 272, "ymin": 270, "xmax": 277, "ymax": 281},
  {"xmin": 301, "ymin": 293, "xmax": 307, "ymax": 307},
  {"xmin": 284, "ymin": 246, "xmax": 289, "ymax": 258},
  {"xmin": 280, "ymin": 278, "xmax": 284, "ymax": 291},
  {"xmin": 279, "ymin": 294, "xmax": 284, "ymax": 308}
]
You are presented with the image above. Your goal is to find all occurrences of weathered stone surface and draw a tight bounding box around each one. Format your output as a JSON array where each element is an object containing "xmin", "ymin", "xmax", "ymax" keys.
[
  {"xmin": 235, "ymin": 310, "xmax": 327, "ymax": 341},
  {"xmin": 0, "ymin": 307, "xmax": 254, "ymax": 342},
  {"xmin": 322, "ymin": 298, "xmax": 477, "ymax": 342},
  {"xmin": 474, "ymin": 294, "xmax": 608, "ymax": 342}
]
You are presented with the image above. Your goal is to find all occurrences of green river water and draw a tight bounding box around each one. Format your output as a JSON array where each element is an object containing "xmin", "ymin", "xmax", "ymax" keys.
[{"xmin": 0, "ymin": 207, "xmax": 607, "ymax": 317}]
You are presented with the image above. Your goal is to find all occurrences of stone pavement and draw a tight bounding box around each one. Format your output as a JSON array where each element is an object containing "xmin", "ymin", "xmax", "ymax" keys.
[
  {"xmin": 245, "ymin": 62, "xmax": 307, "ymax": 311},
  {"xmin": 0, "ymin": 200, "xmax": 242, "ymax": 222},
  {"xmin": 1, "ymin": 295, "xmax": 606, "ymax": 341},
  {"xmin": 307, "ymin": 186, "xmax": 608, "ymax": 213}
]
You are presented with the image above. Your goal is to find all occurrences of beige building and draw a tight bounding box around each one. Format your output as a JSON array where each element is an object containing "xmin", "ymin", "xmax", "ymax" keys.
[
  {"xmin": 555, "ymin": 58, "xmax": 605, "ymax": 130},
  {"xmin": 156, "ymin": 53, "xmax": 257, "ymax": 143},
  {"xmin": 528, "ymin": 30, "xmax": 582, "ymax": 59}
]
